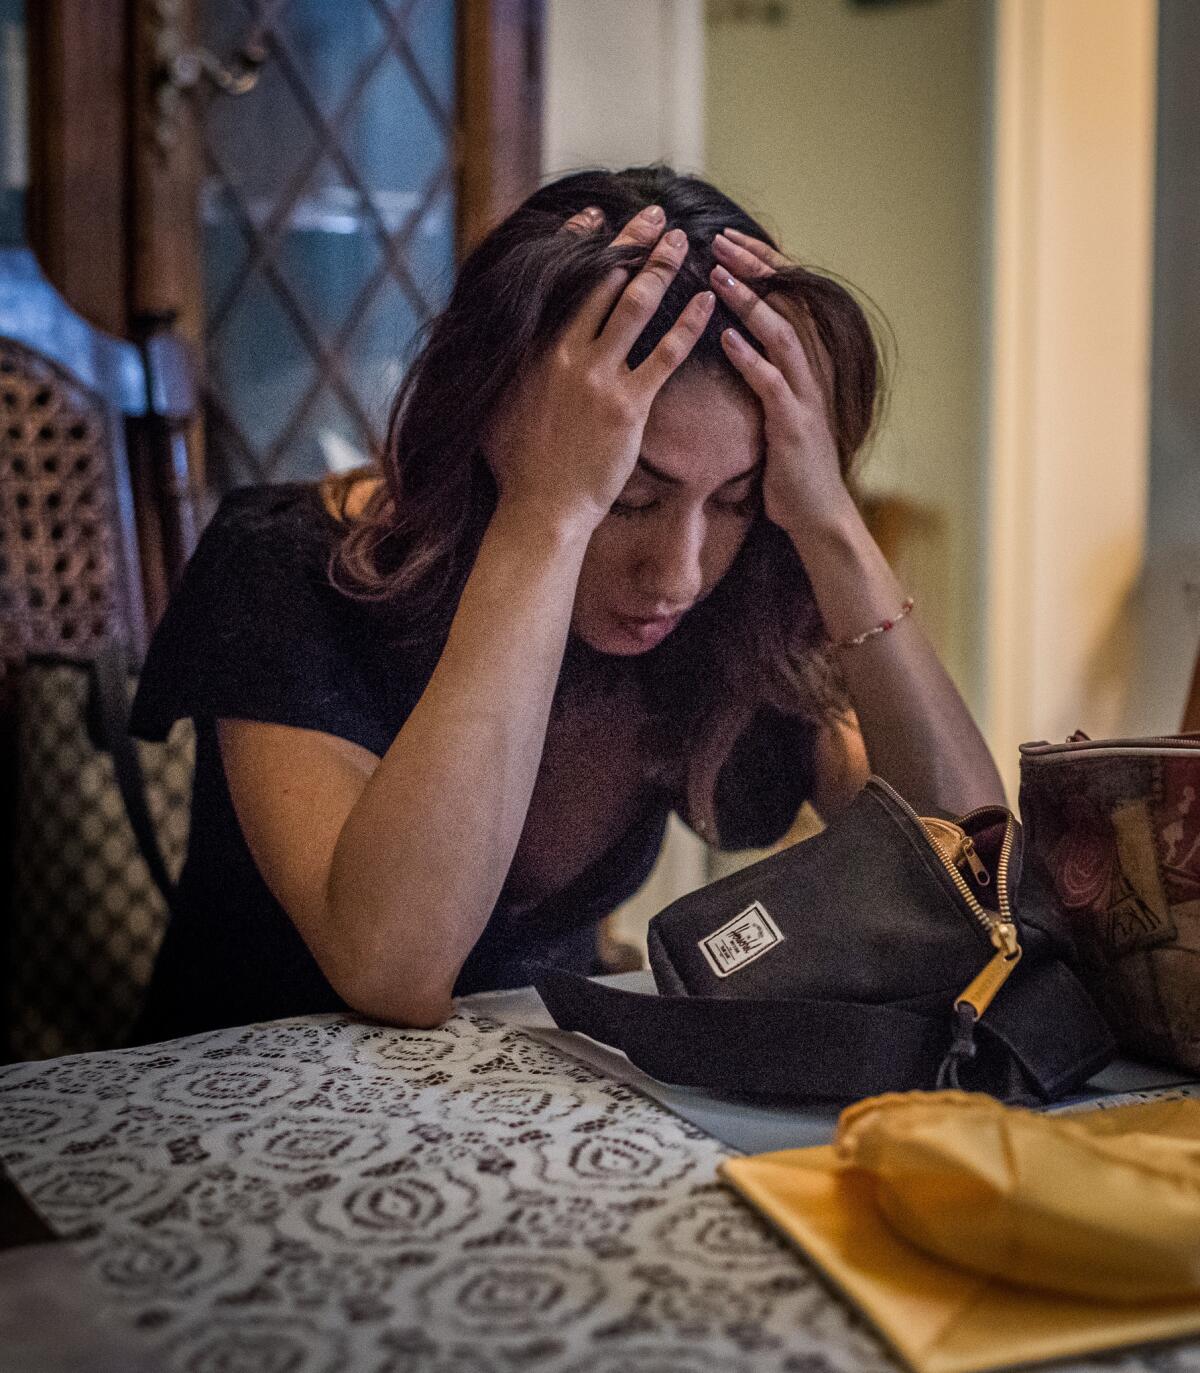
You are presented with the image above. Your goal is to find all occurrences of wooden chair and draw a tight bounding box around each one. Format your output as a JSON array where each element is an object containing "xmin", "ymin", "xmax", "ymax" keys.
[
  {"xmin": 0, "ymin": 247, "xmax": 199, "ymax": 1060},
  {"xmin": 0, "ymin": 246, "xmax": 197, "ymax": 687}
]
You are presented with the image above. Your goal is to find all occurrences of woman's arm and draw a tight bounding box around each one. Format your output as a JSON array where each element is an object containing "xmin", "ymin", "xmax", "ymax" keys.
[
  {"xmin": 218, "ymin": 208, "xmax": 716, "ymax": 1029},
  {"xmin": 710, "ymin": 229, "xmax": 1005, "ymax": 817},
  {"xmin": 221, "ymin": 510, "xmax": 593, "ymax": 1028},
  {"xmin": 787, "ymin": 499, "xmax": 1004, "ymax": 815}
]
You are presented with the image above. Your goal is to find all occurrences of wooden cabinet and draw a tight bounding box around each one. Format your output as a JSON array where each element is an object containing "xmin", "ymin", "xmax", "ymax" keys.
[{"xmin": 26, "ymin": 0, "xmax": 543, "ymax": 618}]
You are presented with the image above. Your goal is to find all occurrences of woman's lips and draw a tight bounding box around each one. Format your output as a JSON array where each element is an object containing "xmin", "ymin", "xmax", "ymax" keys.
[{"xmin": 611, "ymin": 610, "xmax": 683, "ymax": 648}]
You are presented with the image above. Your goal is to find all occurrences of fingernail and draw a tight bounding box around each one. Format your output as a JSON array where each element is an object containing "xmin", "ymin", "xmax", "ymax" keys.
[
  {"xmin": 643, "ymin": 204, "xmax": 665, "ymax": 223},
  {"xmin": 582, "ymin": 206, "xmax": 603, "ymax": 224},
  {"xmin": 699, "ymin": 291, "xmax": 715, "ymax": 308},
  {"xmin": 714, "ymin": 269, "xmax": 737, "ymax": 290},
  {"xmin": 665, "ymin": 228, "xmax": 687, "ymax": 249},
  {"xmin": 722, "ymin": 328, "xmax": 745, "ymax": 349}
]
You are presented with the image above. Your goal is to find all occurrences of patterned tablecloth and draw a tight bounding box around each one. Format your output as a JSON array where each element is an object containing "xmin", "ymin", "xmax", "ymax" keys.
[{"xmin": 0, "ymin": 1009, "xmax": 1190, "ymax": 1373}]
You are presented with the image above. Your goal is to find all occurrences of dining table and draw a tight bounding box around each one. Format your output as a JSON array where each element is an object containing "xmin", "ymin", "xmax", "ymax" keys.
[{"xmin": 1, "ymin": 975, "xmax": 1197, "ymax": 1373}]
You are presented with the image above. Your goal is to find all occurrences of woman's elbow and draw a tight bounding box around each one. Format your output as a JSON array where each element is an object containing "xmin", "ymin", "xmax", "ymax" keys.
[
  {"xmin": 368, "ymin": 994, "xmax": 456, "ymax": 1031},
  {"xmin": 339, "ymin": 971, "xmax": 456, "ymax": 1030},
  {"xmin": 317, "ymin": 918, "xmax": 458, "ymax": 1029},
  {"xmin": 318, "ymin": 882, "xmax": 462, "ymax": 1028}
]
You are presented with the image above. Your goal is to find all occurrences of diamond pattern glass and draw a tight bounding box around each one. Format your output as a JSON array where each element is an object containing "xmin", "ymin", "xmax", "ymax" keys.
[{"xmin": 197, "ymin": 0, "xmax": 456, "ymax": 489}]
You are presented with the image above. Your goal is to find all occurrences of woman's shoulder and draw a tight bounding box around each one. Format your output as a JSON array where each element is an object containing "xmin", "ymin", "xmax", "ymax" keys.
[
  {"xmin": 200, "ymin": 479, "xmax": 342, "ymax": 565},
  {"xmin": 182, "ymin": 478, "xmax": 399, "ymax": 622},
  {"xmin": 129, "ymin": 479, "xmax": 411, "ymax": 749},
  {"xmin": 159, "ymin": 482, "xmax": 350, "ymax": 643}
]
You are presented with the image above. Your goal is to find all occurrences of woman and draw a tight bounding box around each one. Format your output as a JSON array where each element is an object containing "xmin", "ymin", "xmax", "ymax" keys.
[{"xmin": 129, "ymin": 165, "xmax": 1004, "ymax": 1042}]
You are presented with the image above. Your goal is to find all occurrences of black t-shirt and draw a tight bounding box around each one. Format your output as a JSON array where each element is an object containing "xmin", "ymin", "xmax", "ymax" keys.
[{"xmin": 129, "ymin": 483, "xmax": 816, "ymax": 1041}]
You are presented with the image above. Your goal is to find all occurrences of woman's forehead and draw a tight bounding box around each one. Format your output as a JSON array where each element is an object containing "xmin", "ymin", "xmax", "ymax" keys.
[{"xmin": 640, "ymin": 370, "xmax": 763, "ymax": 485}]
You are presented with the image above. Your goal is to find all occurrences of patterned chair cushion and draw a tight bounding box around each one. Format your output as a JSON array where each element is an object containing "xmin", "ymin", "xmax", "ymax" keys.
[{"xmin": 7, "ymin": 659, "xmax": 193, "ymax": 1060}]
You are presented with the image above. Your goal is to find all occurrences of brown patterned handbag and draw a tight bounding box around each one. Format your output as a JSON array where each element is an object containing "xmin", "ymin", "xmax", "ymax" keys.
[{"xmin": 1019, "ymin": 733, "xmax": 1200, "ymax": 1073}]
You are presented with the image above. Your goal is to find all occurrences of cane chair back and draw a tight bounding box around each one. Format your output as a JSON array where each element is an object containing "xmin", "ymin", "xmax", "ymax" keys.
[
  {"xmin": 0, "ymin": 248, "xmax": 198, "ymax": 1061},
  {"xmin": 0, "ymin": 249, "xmax": 151, "ymax": 690}
]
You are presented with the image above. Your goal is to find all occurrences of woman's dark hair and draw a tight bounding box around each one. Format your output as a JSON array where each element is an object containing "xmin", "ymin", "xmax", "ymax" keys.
[{"xmin": 328, "ymin": 164, "xmax": 887, "ymax": 838}]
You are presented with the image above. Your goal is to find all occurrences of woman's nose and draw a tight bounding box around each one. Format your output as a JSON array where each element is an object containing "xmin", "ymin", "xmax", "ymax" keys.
[{"xmin": 634, "ymin": 509, "xmax": 706, "ymax": 609}]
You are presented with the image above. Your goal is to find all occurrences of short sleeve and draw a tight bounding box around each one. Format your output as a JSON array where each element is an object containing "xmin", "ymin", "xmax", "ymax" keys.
[
  {"xmin": 129, "ymin": 484, "xmax": 389, "ymax": 754},
  {"xmin": 713, "ymin": 709, "xmax": 819, "ymax": 850}
]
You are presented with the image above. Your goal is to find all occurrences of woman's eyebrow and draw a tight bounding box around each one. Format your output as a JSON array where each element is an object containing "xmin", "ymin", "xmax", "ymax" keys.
[{"xmin": 636, "ymin": 455, "xmax": 764, "ymax": 487}]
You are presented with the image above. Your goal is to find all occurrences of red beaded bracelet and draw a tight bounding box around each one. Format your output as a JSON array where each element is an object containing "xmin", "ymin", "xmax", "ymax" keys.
[{"xmin": 833, "ymin": 596, "xmax": 915, "ymax": 651}]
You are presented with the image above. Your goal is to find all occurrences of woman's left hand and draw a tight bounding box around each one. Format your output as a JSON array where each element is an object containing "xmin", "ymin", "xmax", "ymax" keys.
[
  {"xmin": 709, "ymin": 228, "xmax": 852, "ymax": 555},
  {"xmin": 712, "ymin": 233, "xmax": 1007, "ymax": 817}
]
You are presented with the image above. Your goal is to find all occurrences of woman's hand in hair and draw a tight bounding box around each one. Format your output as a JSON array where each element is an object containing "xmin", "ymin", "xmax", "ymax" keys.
[
  {"xmin": 483, "ymin": 207, "xmax": 716, "ymax": 541},
  {"xmin": 711, "ymin": 230, "xmax": 1006, "ymax": 814},
  {"xmin": 708, "ymin": 229, "xmax": 852, "ymax": 554}
]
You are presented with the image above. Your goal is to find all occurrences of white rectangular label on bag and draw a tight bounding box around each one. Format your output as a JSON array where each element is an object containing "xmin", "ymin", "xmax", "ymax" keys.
[{"xmin": 699, "ymin": 901, "xmax": 784, "ymax": 978}]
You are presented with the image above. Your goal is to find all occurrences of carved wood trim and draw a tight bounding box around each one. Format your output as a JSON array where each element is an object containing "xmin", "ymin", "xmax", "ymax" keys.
[
  {"xmin": 129, "ymin": 0, "xmax": 206, "ymax": 346},
  {"xmin": 457, "ymin": 0, "xmax": 545, "ymax": 256},
  {"xmin": 26, "ymin": 0, "xmax": 133, "ymax": 337}
]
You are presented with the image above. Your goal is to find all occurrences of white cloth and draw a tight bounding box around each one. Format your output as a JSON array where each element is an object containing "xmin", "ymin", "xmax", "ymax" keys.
[{"xmin": 1, "ymin": 1005, "xmax": 1191, "ymax": 1372}]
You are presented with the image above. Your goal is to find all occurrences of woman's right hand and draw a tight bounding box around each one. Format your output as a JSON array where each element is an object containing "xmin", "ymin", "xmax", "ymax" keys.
[{"xmin": 484, "ymin": 205, "xmax": 715, "ymax": 539}]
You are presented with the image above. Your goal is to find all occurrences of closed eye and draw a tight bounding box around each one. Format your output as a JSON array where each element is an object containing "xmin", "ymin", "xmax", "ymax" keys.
[
  {"xmin": 610, "ymin": 470, "xmax": 761, "ymax": 517},
  {"xmin": 712, "ymin": 479, "xmax": 760, "ymax": 514},
  {"xmin": 609, "ymin": 490, "xmax": 758, "ymax": 518},
  {"xmin": 713, "ymin": 493, "xmax": 758, "ymax": 515}
]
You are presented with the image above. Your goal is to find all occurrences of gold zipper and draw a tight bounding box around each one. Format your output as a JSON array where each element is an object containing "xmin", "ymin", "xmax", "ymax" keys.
[
  {"xmin": 920, "ymin": 813, "xmax": 1021, "ymax": 1018},
  {"xmin": 958, "ymin": 838, "xmax": 990, "ymax": 886},
  {"xmin": 874, "ymin": 781, "xmax": 1024, "ymax": 1021},
  {"xmin": 922, "ymin": 817, "xmax": 991, "ymax": 887},
  {"xmin": 953, "ymin": 917, "xmax": 1022, "ymax": 1018}
]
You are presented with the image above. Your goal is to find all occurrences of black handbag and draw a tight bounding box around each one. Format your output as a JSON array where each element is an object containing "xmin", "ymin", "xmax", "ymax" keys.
[{"xmin": 535, "ymin": 777, "xmax": 1115, "ymax": 1103}]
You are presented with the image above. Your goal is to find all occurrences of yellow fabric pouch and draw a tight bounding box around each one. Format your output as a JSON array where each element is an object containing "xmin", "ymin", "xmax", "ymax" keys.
[{"xmin": 720, "ymin": 1091, "xmax": 1200, "ymax": 1373}]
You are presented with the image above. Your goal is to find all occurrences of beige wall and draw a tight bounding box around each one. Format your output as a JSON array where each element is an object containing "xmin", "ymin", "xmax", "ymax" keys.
[
  {"xmin": 705, "ymin": 0, "xmax": 993, "ymax": 709},
  {"xmin": 543, "ymin": 0, "xmax": 704, "ymax": 177},
  {"xmin": 987, "ymin": 0, "xmax": 1157, "ymax": 794}
]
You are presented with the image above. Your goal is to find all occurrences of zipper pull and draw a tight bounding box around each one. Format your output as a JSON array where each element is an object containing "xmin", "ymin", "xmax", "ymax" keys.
[
  {"xmin": 955, "ymin": 921, "xmax": 1022, "ymax": 1018},
  {"xmin": 957, "ymin": 836, "xmax": 991, "ymax": 887},
  {"xmin": 920, "ymin": 817, "xmax": 993, "ymax": 888},
  {"xmin": 938, "ymin": 922, "xmax": 1023, "ymax": 1090}
]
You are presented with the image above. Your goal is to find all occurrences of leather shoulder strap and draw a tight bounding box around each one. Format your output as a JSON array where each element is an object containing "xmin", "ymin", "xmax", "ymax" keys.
[
  {"xmin": 88, "ymin": 644, "xmax": 176, "ymax": 904},
  {"xmin": 534, "ymin": 967, "xmax": 946, "ymax": 1099},
  {"xmin": 533, "ymin": 960, "xmax": 1113, "ymax": 1103}
]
